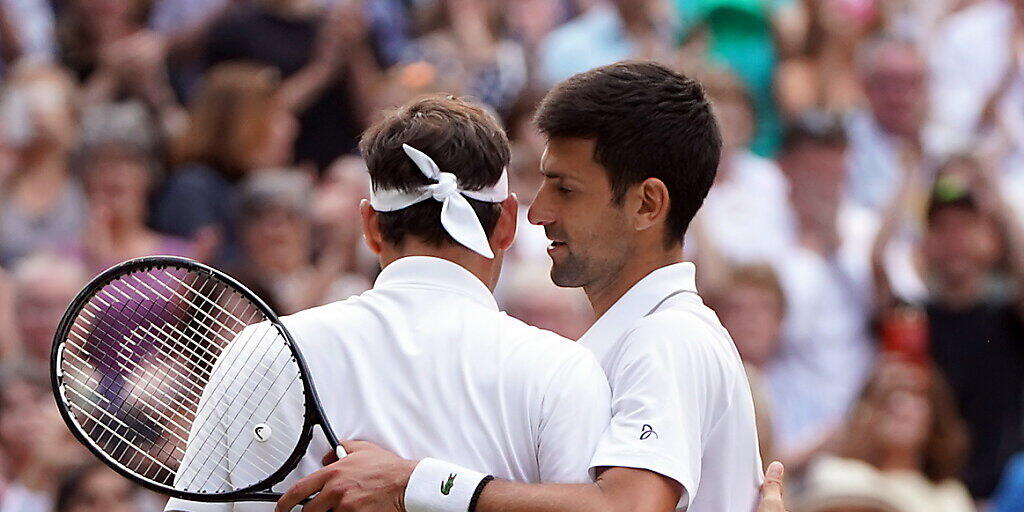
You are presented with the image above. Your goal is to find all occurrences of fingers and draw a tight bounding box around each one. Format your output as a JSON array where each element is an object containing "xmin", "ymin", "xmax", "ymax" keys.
[
  {"xmin": 322, "ymin": 449, "xmax": 340, "ymax": 466},
  {"xmin": 299, "ymin": 487, "xmax": 342, "ymax": 512},
  {"xmin": 275, "ymin": 466, "xmax": 335, "ymax": 512},
  {"xmin": 759, "ymin": 461, "xmax": 785, "ymax": 511}
]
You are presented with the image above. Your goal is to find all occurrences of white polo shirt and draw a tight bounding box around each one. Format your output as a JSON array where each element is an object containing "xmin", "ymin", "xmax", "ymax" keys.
[
  {"xmin": 166, "ymin": 256, "xmax": 611, "ymax": 512},
  {"xmin": 582, "ymin": 262, "xmax": 762, "ymax": 512}
]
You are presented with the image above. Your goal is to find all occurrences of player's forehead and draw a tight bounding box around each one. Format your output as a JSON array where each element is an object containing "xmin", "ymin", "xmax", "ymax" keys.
[{"xmin": 540, "ymin": 137, "xmax": 602, "ymax": 180}]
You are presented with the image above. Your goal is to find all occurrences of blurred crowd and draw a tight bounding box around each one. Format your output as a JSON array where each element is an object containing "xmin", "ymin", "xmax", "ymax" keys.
[{"xmin": 0, "ymin": 0, "xmax": 1023, "ymax": 511}]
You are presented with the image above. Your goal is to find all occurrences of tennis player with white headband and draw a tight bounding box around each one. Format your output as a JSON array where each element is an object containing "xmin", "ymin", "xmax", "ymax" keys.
[
  {"xmin": 166, "ymin": 95, "xmax": 614, "ymax": 512},
  {"xmin": 369, "ymin": 143, "xmax": 509, "ymax": 259}
]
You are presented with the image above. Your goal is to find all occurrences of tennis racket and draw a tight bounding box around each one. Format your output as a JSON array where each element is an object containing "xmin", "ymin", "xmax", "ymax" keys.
[{"xmin": 50, "ymin": 255, "xmax": 345, "ymax": 503}]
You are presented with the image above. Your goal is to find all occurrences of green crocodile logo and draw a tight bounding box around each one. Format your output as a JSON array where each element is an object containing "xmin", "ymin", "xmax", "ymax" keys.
[{"xmin": 440, "ymin": 473, "xmax": 457, "ymax": 495}]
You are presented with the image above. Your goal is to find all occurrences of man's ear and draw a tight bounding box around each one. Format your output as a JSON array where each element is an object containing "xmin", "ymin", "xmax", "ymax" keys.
[
  {"xmin": 491, "ymin": 194, "xmax": 519, "ymax": 253},
  {"xmin": 359, "ymin": 199, "xmax": 383, "ymax": 255},
  {"xmin": 633, "ymin": 178, "xmax": 670, "ymax": 233}
]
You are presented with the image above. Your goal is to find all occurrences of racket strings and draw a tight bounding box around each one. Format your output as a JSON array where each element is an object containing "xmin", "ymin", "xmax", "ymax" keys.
[
  {"xmin": 64, "ymin": 274, "xmax": 245, "ymax": 481},
  {"xmin": 58, "ymin": 266, "xmax": 308, "ymax": 494},
  {"xmin": 103, "ymin": 271, "xmax": 299, "ymax": 484},
  {"xmin": 69, "ymin": 270, "xmax": 297, "ymax": 488}
]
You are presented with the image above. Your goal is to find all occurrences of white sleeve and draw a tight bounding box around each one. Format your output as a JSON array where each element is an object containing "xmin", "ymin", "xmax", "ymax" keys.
[
  {"xmin": 163, "ymin": 499, "xmax": 232, "ymax": 512},
  {"xmin": 537, "ymin": 351, "xmax": 612, "ymax": 483},
  {"xmin": 588, "ymin": 324, "xmax": 711, "ymax": 509}
]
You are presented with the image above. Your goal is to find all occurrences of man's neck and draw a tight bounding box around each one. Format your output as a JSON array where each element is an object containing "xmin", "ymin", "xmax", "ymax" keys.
[
  {"xmin": 379, "ymin": 243, "xmax": 499, "ymax": 291},
  {"xmin": 585, "ymin": 244, "xmax": 683, "ymax": 318}
]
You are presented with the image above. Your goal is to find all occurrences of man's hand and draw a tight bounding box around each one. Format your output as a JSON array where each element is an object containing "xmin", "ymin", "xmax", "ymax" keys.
[
  {"xmin": 757, "ymin": 461, "xmax": 786, "ymax": 512},
  {"xmin": 275, "ymin": 440, "xmax": 416, "ymax": 512}
]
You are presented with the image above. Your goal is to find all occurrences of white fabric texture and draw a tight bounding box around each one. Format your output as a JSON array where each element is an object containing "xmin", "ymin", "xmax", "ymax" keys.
[
  {"xmin": 165, "ymin": 256, "xmax": 610, "ymax": 512},
  {"xmin": 404, "ymin": 458, "xmax": 488, "ymax": 512},
  {"xmin": 370, "ymin": 144, "xmax": 509, "ymax": 258},
  {"xmin": 581, "ymin": 262, "xmax": 763, "ymax": 512}
]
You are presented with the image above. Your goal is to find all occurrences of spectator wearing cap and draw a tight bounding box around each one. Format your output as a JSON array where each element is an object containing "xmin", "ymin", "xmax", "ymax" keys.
[
  {"xmin": 874, "ymin": 153, "xmax": 1024, "ymax": 498},
  {"xmin": 674, "ymin": 0, "xmax": 783, "ymax": 157}
]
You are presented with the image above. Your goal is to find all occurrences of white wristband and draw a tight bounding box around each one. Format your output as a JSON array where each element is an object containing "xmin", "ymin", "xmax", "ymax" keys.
[{"xmin": 404, "ymin": 458, "xmax": 488, "ymax": 512}]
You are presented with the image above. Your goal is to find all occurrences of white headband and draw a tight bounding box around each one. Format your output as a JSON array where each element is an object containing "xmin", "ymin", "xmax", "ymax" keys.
[{"xmin": 369, "ymin": 144, "xmax": 509, "ymax": 258}]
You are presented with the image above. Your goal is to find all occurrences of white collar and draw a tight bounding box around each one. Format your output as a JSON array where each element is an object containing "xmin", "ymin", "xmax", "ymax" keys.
[
  {"xmin": 580, "ymin": 262, "xmax": 698, "ymax": 357},
  {"xmin": 373, "ymin": 256, "xmax": 498, "ymax": 311}
]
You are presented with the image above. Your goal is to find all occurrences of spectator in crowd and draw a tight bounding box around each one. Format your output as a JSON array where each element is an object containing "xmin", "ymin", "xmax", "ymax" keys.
[
  {"xmin": 690, "ymin": 66, "xmax": 793, "ymax": 266},
  {"xmin": 54, "ymin": 464, "xmax": 139, "ymax": 512},
  {"xmin": 538, "ymin": 0, "xmax": 675, "ymax": 86},
  {"xmin": 927, "ymin": 0, "xmax": 1024, "ymax": 154},
  {"xmin": 401, "ymin": 0, "xmax": 527, "ymax": 117},
  {"xmin": 498, "ymin": 261, "xmax": 592, "ymax": 340},
  {"xmin": 232, "ymin": 169, "xmax": 359, "ymax": 314},
  {"xmin": 0, "ymin": 365, "xmax": 90, "ymax": 512},
  {"xmin": 56, "ymin": 0, "xmax": 180, "ymax": 126},
  {"xmin": 506, "ymin": 0, "xmax": 577, "ymax": 73},
  {"xmin": 800, "ymin": 360, "xmax": 974, "ymax": 512},
  {"xmin": 0, "ymin": 0, "xmax": 57, "ymax": 68},
  {"xmin": 770, "ymin": 111, "xmax": 877, "ymax": 473},
  {"xmin": 153, "ymin": 62, "xmax": 299, "ymax": 265},
  {"xmin": 707, "ymin": 264, "xmax": 782, "ymax": 469},
  {"xmin": 0, "ymin": 267, "xmax": 18, "ymax": 360},
  {"xmin": 204, "ymin": 0, "xmax": 381, "ymax": 169},
  {"xmin": 0, "ymin": 63, "xmax": 84, "ymax": 267},
  {"xmin": 846, "ymin": 35, "xmax": 930, "ymax": 213},
  {"xmin": 774, "ymin": 0, "xmax": 880, "ymax": 118},
  {"xmin": 69, "ymin": 142, "xmax": 199, "ymax": 272},
  {"xmin": 991, "ymin": 452, "xmax": 1024, "ymax": 512},
  {"xmin": 874, "ymin": 154, "xmax": 1024, "ymax": 499},
  {"xmin": 57, "ymin": 0, "xmax": 151, "ymax": 83},
  {"xmin": 0, "ymin": 2, "xmax": 22, "ymax": 69},
  {"xmin": 675, "ymin": 0, "xmax": 785, "ymax": 156},
  {"xmin": 10, "ymin": 253, "xmax": 88, "ymax": 365},
  {"xmin": 310, "ymin": 155, "xmax": 377, "ymax": 302}
]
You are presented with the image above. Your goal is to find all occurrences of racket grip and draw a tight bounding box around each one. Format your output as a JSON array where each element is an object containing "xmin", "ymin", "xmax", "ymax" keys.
[{"xmin": 335, "ymin": 444, "xmax": 348, "ymax": 459}]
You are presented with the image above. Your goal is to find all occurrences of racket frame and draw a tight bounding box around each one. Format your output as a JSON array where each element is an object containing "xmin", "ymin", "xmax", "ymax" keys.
[{"xmin": 50, "ymin": 255, "xmax": 341, "ymax": 503}]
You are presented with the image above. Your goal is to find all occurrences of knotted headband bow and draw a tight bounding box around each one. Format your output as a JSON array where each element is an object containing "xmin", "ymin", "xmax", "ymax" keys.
[{"xmin": 369, "ymin": 144, "xmax": 509, "ymax": 258}]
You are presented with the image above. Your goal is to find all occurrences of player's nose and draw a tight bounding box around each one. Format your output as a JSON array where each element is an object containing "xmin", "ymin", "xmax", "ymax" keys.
[{"xmin": 527, "ymin": 191, "xmax": 554, "ymax": 226}]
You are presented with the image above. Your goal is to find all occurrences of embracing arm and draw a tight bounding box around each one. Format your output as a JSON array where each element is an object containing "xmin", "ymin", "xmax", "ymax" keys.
[{"xmin": 474, "ymin": 467, "xmax": 680, "ymax": 512}]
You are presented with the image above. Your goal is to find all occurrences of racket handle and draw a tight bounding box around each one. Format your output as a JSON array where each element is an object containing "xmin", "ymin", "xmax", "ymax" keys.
[{"xmin": 336, "ymin": 444, "xmax": 348, "ymax": 459}]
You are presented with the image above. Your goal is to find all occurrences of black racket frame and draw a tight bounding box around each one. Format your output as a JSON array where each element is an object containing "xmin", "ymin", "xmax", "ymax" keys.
[{"xmin": 50, "ymin": 255, "xmax": 341, "ymax": 503}]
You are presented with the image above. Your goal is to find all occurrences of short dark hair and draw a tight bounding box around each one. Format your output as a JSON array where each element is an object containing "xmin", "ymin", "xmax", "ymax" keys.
[
  {"xmin": 781, "ymin": 110, "xmax": 848, "ymax": 153},
  {"xmin": 534, "ymin": 61, "xmax": 721, "ymax": 245},
  {"xmin": 360, "ymin": 96, "xmax": 510, "ymax": 250}
]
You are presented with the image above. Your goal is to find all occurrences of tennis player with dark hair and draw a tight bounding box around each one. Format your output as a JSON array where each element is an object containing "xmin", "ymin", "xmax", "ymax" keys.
[
  {"xmin": 277, "ymin": 61, "xmax": 768, "ymax": 512},
  {"xmin": 165, "ymin": 96, "xmax": 614, "ymax": 511}
]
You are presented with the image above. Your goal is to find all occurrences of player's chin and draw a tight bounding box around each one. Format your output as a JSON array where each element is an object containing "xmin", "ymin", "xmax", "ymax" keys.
[{"xmin": 549, "ymin": 259, "xmax": 586, "ymax": 289}]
